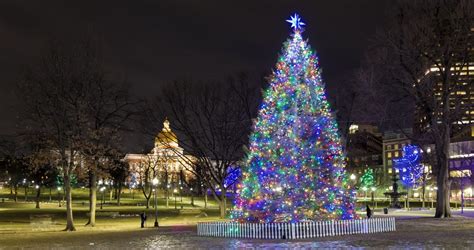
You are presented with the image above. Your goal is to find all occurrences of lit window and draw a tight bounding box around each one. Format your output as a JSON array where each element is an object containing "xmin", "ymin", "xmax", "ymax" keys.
[
  {"xmin": 388, "ymin": 168, "xmax": 392, "ymax": 174},
  {"xmin": 394, "ymin": 144, "xmax": 399, "ymax": 150},
  {"xmin": 387, "ymin": 152, "xmax": 392, "ymax": 158},
  {"xmin": 394, "ymin": 151, "xmax": 399, "ymax": 157}
]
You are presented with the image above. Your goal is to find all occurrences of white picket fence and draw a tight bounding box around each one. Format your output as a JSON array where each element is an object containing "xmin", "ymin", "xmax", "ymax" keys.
[{"xmin": 197, "ymin": 217, "xmax": 396, "ymax": 239}]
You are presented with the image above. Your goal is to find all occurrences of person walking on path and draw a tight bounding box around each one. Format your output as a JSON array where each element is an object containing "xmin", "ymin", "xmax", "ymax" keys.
[
  {"xmin": 140, "ymin": 211, "xmax": 147, "ymax": 228},
  {"xmin": 366, "ymin": 205, "xmax": 373, "ymax": 218}
]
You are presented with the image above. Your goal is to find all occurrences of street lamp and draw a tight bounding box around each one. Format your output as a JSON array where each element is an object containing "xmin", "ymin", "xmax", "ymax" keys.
[
  {"xmin": 173, "ymin": 188, "xmax": 178, "ymax": 209},
  {"xmin": 362, "ymin": 186, "xmax": 368, "ymax": 204},
  {"xmin": 57, "ymin": 187, "xmax": 62, "ymax": 207},
  {"xmin": 152, "ymin": 177, "xmax": 159, "ymax": 227},
  {"xmin": 23, "ymin": 179, "xmax": 28, "ymax": 202},
  {"xmin": 350, "ymin": 174, "xmax": 356, "ymax": 180},
  {"xmin": 371, "ymin": 187, "xmax": 376, "ymax": 207},
  {"xmin": 100, "ymin": 186, "xmax": 106, "ymax": 209},
  {"xmin": 180, "ymin": 186, "xmax": 183, "ymax": 209}
]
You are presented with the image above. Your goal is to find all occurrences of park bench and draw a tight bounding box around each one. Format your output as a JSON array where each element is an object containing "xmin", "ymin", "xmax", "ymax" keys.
[
  {"xmin": 30, "ymin": 214, "xmax": 56, "ymax": 230},
  {"xmin": 86, "ymin": 211, "xmax": 120, "ymax": 218},
  {"xmin": 117, "ymin": 213, "xmax": 140, "ymax": 217},
  {"xmin": 1, "ymin": 198, "xmax": 9, "ymax": 202},
  {"xmin": 179, "ymin": 209, "xmax": 202, "ymax": 215}
]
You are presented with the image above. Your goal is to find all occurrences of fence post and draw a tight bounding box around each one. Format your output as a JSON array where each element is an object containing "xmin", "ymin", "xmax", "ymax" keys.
[
  {"xmin": 340, "ymin": 220, "xmax": 344, "ymax": 236},
  {"xmin": 255, "ymin": 223, "xmax": 258, "ymax": 239},
  {"xmin": 377, "ymin": 218, "xmax": 383, "ymax": 232}
]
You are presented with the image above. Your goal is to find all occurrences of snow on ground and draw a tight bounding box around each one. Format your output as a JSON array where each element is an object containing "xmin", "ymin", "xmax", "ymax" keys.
[{"xmin": 1, "ymin": 210, "xmax": 473, "ymax": 249}]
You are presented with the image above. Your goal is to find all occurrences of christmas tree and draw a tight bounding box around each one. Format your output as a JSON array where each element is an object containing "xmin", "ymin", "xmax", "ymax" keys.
[
  {"xmin": 394, "ymin": 145, "xmax": 424, "ymax": 189},
  {"xmin": 360, "ymin": 169, "xmax": 375, "ymax": 189},
  {"xmin": 232, "ymin": 14, "xmax": 356, "ymax": 223}
]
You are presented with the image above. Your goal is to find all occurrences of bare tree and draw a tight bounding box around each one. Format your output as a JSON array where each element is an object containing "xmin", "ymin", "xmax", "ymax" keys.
[
  {"xmin": 135, "ymin": 153, "xmax": 160, "ymax": 209},
  {"xmin": 80, "ymin": 65, "xmax": 137, "ymax": 226},
  {"xmin": 362, "ymin": 0, "xmax": 473, "ymax": 217},
  {"xmin": 18, "ymin": 38, "xmax": 107, "ymax": 231},
  {"xmin": 108, "ymin": 155, "xmax": 130, "ymax": 206},
  {"xmin": 146, "ymin": 74, "xmax": 261, "ymax": 218}
]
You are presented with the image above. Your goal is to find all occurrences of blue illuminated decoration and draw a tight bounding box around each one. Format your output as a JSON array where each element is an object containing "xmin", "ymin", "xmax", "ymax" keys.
[
  {"xmin": 393, "ymin": 145, "xmax": 424, "ymax": 188},
  {"xmin": 286, "ymin": 13, "xmax": 306, "ymax": 31}
]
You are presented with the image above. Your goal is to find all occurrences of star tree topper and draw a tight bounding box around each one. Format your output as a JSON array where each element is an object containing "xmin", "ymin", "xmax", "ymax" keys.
[{"xmin": 286, "ymin": 13, "xmax": 306, "ymax": 31}]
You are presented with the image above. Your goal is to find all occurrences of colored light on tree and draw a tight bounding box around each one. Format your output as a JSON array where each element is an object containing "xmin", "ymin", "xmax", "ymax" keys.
[
  {"xmin": 393, "ymin": 145, "xmax": 424, "ymax": 188},
  {"xmin": 231, "ymin": 14, "xmax": 356, "ymax": 223},
  {"xmin": 360, "ymin": 169, "xmax": 375, "ymax": 189}
]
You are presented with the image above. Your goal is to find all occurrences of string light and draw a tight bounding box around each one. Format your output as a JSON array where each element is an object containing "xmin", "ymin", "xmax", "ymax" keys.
[
  {"xmin": 393, "ymin": 145, "xmax": 424, "ymax": 188},
  {"xmin": 231, "ymin": 14, "xmax": 356, "ymax": 223},
  {"xmin": 360, "ymin": 169, "xmax": 375, "ymax": 189}
]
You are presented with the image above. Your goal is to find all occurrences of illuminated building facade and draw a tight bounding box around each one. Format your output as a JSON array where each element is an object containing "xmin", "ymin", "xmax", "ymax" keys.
[{"xmin": 124, "ymin": 119, "xmax": 195, "ymax": 189}]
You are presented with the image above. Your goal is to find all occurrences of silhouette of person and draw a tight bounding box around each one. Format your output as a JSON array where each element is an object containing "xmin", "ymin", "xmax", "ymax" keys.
[{"xmin": 140, "ymin": 212, "xmax": 147, "ymax": 228}]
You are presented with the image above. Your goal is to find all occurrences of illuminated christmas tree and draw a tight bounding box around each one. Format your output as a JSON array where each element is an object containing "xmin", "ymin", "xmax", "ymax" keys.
[
  {"xmin": 232, "ymin": 14, "xmax": 356, "ymax": 223},
  {"xmin": 360, "ymin": 169, "xmax": 375, "ymax": 189},
  {"xmin": 394, "ymin": 145, "xmax": 424, "ymax": 189}
]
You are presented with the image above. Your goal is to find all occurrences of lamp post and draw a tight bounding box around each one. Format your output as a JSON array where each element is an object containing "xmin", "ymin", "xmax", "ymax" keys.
[
  {"xmin": 100, "ymin": 186, "xmax": 106, "ymax": 209},
  {"xmin": 180, "ymin": 186, "xmax": 183, "ymax": 209},
  {"xmin": 152, "ymin": 177, "xmax": 159, "ymax": 227},
  {"xmin": 23, "ymin": 179, "xmax": 27, "ymax": 202},
  {"xmin": 362, "ymin": 186, "xmax": 368, "ymax": 204},
  {"xmin": 371, "ymin": 187, "xmax": 376, "ymax": 208},
  {"xmin": 173, "ymin": 188, "xmax": 178, "ymax": 210},
  {"xmin": 57, "ymin": 187, "xmax": 62, "ymax": 207}
]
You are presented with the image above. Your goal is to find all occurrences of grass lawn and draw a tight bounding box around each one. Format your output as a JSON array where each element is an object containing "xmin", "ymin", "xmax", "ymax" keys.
[{"xmin": 0, "ymin": 187, "xmax": 226, "ymax": 246}]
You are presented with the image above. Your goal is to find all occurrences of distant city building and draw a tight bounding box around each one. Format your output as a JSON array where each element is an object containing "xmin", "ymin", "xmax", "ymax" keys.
[
  {"xmin": 382, "ymin": 129, "xmax": 413, "ymax": 185},
  {"xmin": 422, "ymin": 125, "xmax": 474, "ymax": 199},
  {"xmin": 448, "ymin": 125, "xmax": 474, "ymax": 199},
  {"xmin": 346, "ymin": 124, "xmax": 383, "ymax": 185},
  {"xmin": 414, "ymin": 37, "xmax": 474, "ymax": 135}
]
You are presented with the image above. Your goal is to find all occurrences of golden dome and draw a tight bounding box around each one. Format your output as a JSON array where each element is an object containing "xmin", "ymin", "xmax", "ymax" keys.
[{"xmin": 155, "ymin": 118, "xmax": 178, "ymax": 145}]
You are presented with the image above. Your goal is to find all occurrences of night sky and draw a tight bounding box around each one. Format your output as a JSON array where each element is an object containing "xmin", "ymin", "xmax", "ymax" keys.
[{"xmin": 0, "ymin": 0, "xmax": 390, "ymax": 147}]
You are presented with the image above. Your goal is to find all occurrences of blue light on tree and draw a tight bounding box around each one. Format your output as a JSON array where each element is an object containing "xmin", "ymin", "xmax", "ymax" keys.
[{"xmin": 393, "ymin": 145, "xmax": 424, "ymax": 188}]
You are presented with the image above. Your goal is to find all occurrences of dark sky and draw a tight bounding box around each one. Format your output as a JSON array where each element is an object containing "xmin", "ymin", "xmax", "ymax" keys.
[{"xmin": 0, "ymin": 0, "xmax": 390, "ymax": 145}]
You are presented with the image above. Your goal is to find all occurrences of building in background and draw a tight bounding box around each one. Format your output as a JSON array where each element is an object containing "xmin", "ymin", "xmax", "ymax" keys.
[
  {"xmin": 382, "ymin": 129, "xmax": 413, "ymax": 186},
  {"xmin": 346, "ymin": 124, "xmax": 383, "ymax": 185},
  {"xmin": 124, "ymin": 119, "xmax": 195, "ymax": 190},
  {"xmin": 414, "ymin": 40, "xmax": 474, "ymax": 135},
  {"xmin": 449, "ymin": 125, "xmax": 474, "ymax": 200}
]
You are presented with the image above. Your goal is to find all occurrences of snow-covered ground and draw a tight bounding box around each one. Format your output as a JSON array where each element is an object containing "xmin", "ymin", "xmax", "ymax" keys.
[{"xmin": 1, "ymin": 210, "xmax": 473, "ymax": 249}]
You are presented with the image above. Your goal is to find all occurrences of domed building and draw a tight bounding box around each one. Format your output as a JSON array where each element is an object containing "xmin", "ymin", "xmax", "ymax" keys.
[{"xmin": 124, "ymin": 119, "xmax": 195, "ymax": 191}]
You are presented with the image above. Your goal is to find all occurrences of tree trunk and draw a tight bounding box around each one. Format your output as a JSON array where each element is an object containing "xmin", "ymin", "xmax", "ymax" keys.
[
  {"xmin": 434, "ymin": 128, "xmax": 452, "ymax": 218},
  {"xmin": 219, "ymin": 188, "xmax": 226, "ymax": 218},
  {"xmin": 49, "ymin": 187, "xmax": 52, "ymax": 202},
  {"xmin": 35, "ymin": 186, "xmax": 41, "ymax": 209},
  {"xmin": 117, "ymin": 183, "xmax": 122, "ymax": 206},
  {"xmin": 204, "ymin": 190, "xmax": 208, "ymax": 209},
  {"xmin": 64, "ymin": 171, "xmax": 76, "ymax": 231},
  {"xmin": 146, "ymin": 197, "xmax": 150, "ymax": 209},
  {"xmin": 86, "ymin": 171, "xmax": 97, "ymax": 227},
  {"xmin": 166, "ymin": 189, "xmax": 169, "ymax": 208},
  {"xmin": 24, "ymin": 186, "xmax": 28, "ymax": 202},
  {"xmin": 13, "ymin": 185, "xmax": 18, "ymax": 202}
]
